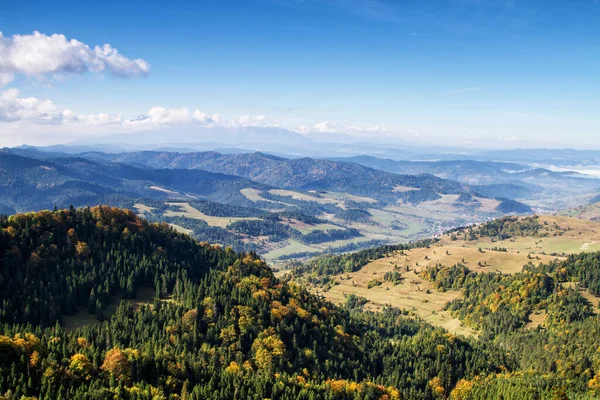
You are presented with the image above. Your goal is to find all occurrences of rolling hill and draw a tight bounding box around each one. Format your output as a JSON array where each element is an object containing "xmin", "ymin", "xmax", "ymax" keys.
[
  {"xmin": 0, "ymin": 151, "xmax": 268, "ymax": 213},
  {"xmin": 330, "ymin": 155, "xmax": 600, "ymax": 210},
  {"xmin": 81, "ymin": 150, "xmax": 525, "ymax": 205},
  {"xmin": 2, "ymin": 207, "xmax": 600, "ymax": 398},
  {"xmin": 0, "ymin": 148, "xmax": 538, "ymax": 263},
  {"xmin": 0, "ymin": 206, "xmax": 513, "ymax": 399}
]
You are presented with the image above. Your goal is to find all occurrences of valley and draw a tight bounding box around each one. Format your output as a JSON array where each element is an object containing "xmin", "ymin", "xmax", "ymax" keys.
[{"xmin": 2, "ymin": 146, "xmax": 600, "ymax": 399}]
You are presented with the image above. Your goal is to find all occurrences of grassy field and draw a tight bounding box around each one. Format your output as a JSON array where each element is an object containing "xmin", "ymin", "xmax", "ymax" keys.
[
  {"xmin": 168, "ymin": 223, "xmax": 193, "ymax": 235},
  {"xmin": 420, "ymin": 195, "xmax": 463, "ymax": 213},
  {"xmin": 320, "ymin": 207, "xmax": 429, "ymax": 242},
  {"xmin": 560, "ymin": 202, "xmax": 600, "ymax": 221},
  {"xmin": 320, "ymin": 191, "xmax": 378, "ymax": 204},
  {"xmin": 315, "ymin": 257, "xmax": 475, "ymax": 337},
  {"xmin": 287, "ymin": 220, "xmax": 341, "ymax": 234},
  {"xmin": 439, "ymin": 215, "xmax": 600, "ymax": 255},
  {"xmin": 474, "ymin": 197, "xmax": 501, "ymax": 212},
  {"xmin": 133, "ymin": 203, "xmax": 155, "ymax": 214},
  {"xmin": 240, "ymin": 188, "xmax": 269, "ymax": 202},
  {"xmin": 268, "ymin": 189, "xmax": 378, "ymax": 211},
  {"xmin": 307, "ymin": 238, "xmax": 563, "ymax": 336},
  {"xmin": 149, "ymin": 185, "xmax": 195, "ymax": 200},
  {"xmin": 269, "ymin": 189, "xmax": 339, "ymax": 204},
  {"xmin": 384, "ymin": 203, "xmax": 460, "ymax": 223},
  {"xmin": 302, "ymin": 214, "xmax": 600, "ymax": 337},
  {"xmin": 393, "ymin": 244, "xmax": 563, "ymax": 274},
  {"xmin": 63, "ymin": 287, "xmax": 156, "ymax": 332},
  {"xmin": 240, "ymin": 188, "xmax": 294, "ymax": 209},
  {"xmin": 368, "ymin": 208, "xmax": 398, "ymax": 225},
  {"xmin": 164, "ymin": 202, "xmax": 260, "ymax": 228},
  {"xmin": 262, "ymin": 239, "xmax": 319, "ymax": 260},
  {"xmin": 563, "ymin": 281, "xmax": 600, "ymax": 309}
]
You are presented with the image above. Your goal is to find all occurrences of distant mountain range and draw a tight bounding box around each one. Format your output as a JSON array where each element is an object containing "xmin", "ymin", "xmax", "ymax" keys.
[
  {"xmin": 330, "ymin": 155, "xmax": 584, "ymax": 182},
  {"xmin": 326, "ymin": 155, "xmax": 599, "ymax": 209},
  {"xmin": 89, "ymin": 150, "xmax": 471, "ymax": 204},
  {"xmin": 0, "ymin": 150, "xmax": 267, "ymax": 214},
  {"xmin": 1, "ymin": 147, "xmax": 538, "ymax": 216}
]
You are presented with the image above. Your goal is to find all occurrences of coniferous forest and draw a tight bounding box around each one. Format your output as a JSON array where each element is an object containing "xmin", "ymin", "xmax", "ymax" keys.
[{"xmin": 1, "ymin": 206, "xmax": 600, "ymax": 399}]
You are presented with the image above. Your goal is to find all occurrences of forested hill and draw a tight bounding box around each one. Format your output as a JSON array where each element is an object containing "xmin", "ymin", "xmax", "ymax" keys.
[
  {"xmin": 87, "ymin": 150, "xmax": 471, "ymax": 203},
  {"xmin": 0, "ymin": 152, "xmax": 267, "ymax": 213},
  {"xmin": 0, "ymin": 206, "xmax": 512, "ymax": 399}
]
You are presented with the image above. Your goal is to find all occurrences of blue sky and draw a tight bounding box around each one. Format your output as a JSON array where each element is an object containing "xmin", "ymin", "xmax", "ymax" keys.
[{"xmin": 0, "ymin": 0, "xmax": 599, "ymax": 147}]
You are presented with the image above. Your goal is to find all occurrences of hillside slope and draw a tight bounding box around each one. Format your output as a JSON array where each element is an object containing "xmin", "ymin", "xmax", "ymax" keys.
[
  {"xmin": 0, "ymin": 152, "xmax": 267, "ymax": 213},
  {"xmin": 0, "ymin": 207, "xmax": 511, "ymax": 399},
  {"xmin": 288, "ymin": 214, "xmax": 600, "ymax": 398},
  {"xmin": 331, "ymin": 155, "xmax": 600, "ymax": 210},
  {"xmin": 93, "ymin": 151, "xmax": 473, "ymax": 204}
]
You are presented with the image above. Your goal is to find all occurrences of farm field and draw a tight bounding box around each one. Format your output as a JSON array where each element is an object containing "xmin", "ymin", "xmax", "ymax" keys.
[
  {"xmin": 287, "ymin": 220, "xmax": 342, "ymax": 234},
  {"xmin": 262, "ymin": 239, "xmax": 318, "ymax": 260},
  {"xmin": 385, "ymin": 203, "xmax": 464, "ymax": 223},
  {"xmin": 164, "ymin": 202, "xmax": 260, "ymax": 228},
  {"xmin": 133, "ymin": 203, "xmax": 155, "ymax": 214},
  {"xmin": 263, "ymin": 235, "xmax": 378, "ymax": 262},
  {"xmin": 320, "ymin": 191, "xmax": 378, "ymax": 204},
  {"xmin": 269, "ymin": 189, "xmax": 339, "ymax": 205}
]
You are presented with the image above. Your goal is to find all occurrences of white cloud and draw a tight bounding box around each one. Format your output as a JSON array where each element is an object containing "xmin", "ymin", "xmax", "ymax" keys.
[
  {"xmin": 0, "ymin": 89, "xmax": 260, "ymax": 133},
  {"xmin": 0, "ymin": 73, "xmax": 14, "ymax": 86},
  {"xmin": 0, "ymin": 88, "xmax": 63, "ymax": 123},
  {"xmin": 0, "ymin": 88, "xmax": 126, "ymax": 127},
  {"xmin": 226, "ymin": 114, "xmax": 278, "ymax": 128},
  {"xmin": 0, "ymin": 31, "xmax": 150, "ymax": 85},
  {"xmin": 492, "ymin": 136, "xmax": 520, "ymax": 142},
  {"xmin": 124, "ymin": 107, "xmax": 218, "ymax": 127},
  {"xmin": 298, "ymin": 120, "xmax": 397, "ymax": 136},
  {"xmin": 0, "ymin": 89, "xmax": 415, "ymax": 144}
]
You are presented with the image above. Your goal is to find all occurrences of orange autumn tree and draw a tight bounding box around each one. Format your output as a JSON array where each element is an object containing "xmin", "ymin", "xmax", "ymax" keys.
[{"xmin": 100, "ymin": 348, "xmax": 131, "ymax": 381}]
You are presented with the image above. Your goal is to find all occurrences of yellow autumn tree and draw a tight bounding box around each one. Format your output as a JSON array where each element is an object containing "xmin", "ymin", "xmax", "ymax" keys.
[
  {"xmin": 428, "ymin": 376, "xmax": 445, "ymax": 398},
  {"xmin": 252, "ymin": 328, "xmax": 286, "ymax": 370},
  {"xmin": 450, "ymin": 379, "xmax": 473, "ymax": 400},
  {"xmin": 181, "ymin": 309, "xmax": 198, "ymax": 330},
  {"xmin": 69, "ymin": 353, "xmax": 92, "ymax": 379},
  {"xmin": 75, "ymin": 241, "xmax": 90, "ymax": 258},
  {"xmin": 219, "ymin": 325, "xmax": 237, "ymax": 346}
]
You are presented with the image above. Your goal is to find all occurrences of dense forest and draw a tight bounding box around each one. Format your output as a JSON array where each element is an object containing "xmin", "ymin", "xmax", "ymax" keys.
[
  {"xmin": 0, "ymin": 207, "xmax": 515, "ymax": 399},
  {"xmin": 2, "ymin": 207, "xmax": 600, "ymax": 399},
  {"xmin": 415, "ymin": 252, "xmax": 600, "ymax": 398}
]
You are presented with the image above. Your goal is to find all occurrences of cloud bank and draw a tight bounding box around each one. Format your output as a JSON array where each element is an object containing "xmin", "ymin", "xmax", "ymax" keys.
[
  {"xmin": 0, "ymin": 31, "xmax": 150, "ymax": 86},
  {"xmin": 0, "ymin": 88, "xmax": 276, "ymax": 132},
  {"xmin": 0, "ymin": 88, "xmax": 398, "ymax": 147}
]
